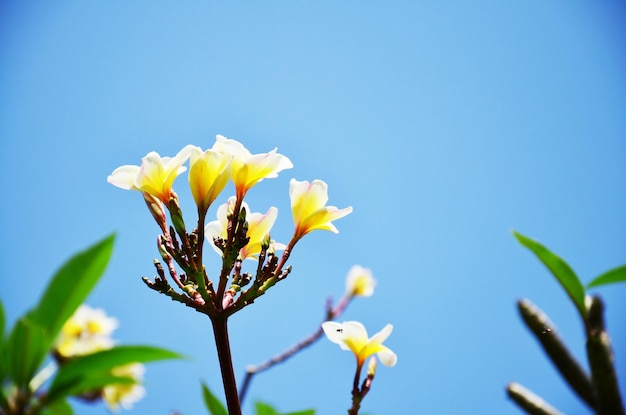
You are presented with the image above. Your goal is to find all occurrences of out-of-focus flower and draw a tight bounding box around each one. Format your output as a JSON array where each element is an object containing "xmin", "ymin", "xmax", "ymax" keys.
[
  {"xmin": 289, "ymin": 179, "xmax": 352, "ymax": 240},
  {"xmin": 205, "ymin": 197, "xmax": 285, "ymax": 260},
  {"xmin": 107, "ymin": 146, "xmax": 193, "ymax": 204},
  {"xmin": 102, "ymin": 363, "xmax": 146, "ymax": 412},
  {"xmin": 188, "ymin": 146, "xmax": 231, "ymax": 214},
  {"xmin": 322, "ymin": 321, "xmax": 397, "ymax": 368},
  {"xmin": 55, "ymin": 305, "xmax": 118, "ymax": 358},
  {"xmin": 212, "ymin": 135, "xmax": 293, "ymax": 199},
  {"xmin": 345, "ymin": 265, "xmax": 376, "ymax": 297}
]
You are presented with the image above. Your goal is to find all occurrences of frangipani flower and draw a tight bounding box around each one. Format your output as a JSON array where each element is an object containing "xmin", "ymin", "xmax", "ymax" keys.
[
  {"xmin": 322, "ymin": 321, "xmax": 397, "ymax": 368},
  {"xmin": 212, "ymin": 135, "xmax": 293, "ymax": 199},
  {"xmin": 345, "ymin": 265, "xmax": 376, "ymax": 297},
  {"xmin": 55, "ymin": 305, "xmax": 118, "ymax": 358},
  {"xmin": 102, "ymin": 363, "xmax": 146, "ymax": 412},
  {"xmin": 289, "ymin": 179, "xmax": 353, "ymax": 240},
  {"xmin": 188, "ymin": 146, "xmax": 232, "ymax": 213},
  {"xmin": 107, "ymin": 145, "xmax": 193, "ymax": 204},
  {"xmin": 205, "ymin": 197, "xmax": 285, "ymax": 260}
]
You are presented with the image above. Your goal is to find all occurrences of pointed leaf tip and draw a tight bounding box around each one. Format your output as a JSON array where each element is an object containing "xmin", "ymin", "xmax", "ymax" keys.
[
  {"xmin": 513, "ymin": 231, "xmax": 586, "ymax": 320},
  {"xmin": 587, "ymin": 264, "xmax": 626, "ymax": 289},
  {"xmin": 201, "ymin": 382, "xmax": 228, "ymax": 415}
]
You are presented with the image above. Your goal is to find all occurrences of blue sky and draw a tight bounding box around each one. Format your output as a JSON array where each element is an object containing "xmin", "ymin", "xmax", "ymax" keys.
[{"xmin": 1, "ymin": 2, "xmax": 625, "ymax": 414}]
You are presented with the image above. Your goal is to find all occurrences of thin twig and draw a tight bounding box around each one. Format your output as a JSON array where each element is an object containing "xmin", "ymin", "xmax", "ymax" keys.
[{"xmin": 239, "ymin": 295, "xmax": 352, "ymax": 404}]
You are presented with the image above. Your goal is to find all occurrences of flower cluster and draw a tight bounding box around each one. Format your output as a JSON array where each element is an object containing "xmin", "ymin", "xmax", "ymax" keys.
[
  {"xmin": 54, "ymin": 305, "xmax": 145, "ymax": 411},
  {"xmin": 108, "ymin": 135, "xmax": 352, "ymax": 317}
]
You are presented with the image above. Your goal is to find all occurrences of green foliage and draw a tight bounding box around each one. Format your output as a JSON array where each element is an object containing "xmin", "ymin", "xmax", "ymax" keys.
[
  {"xmin": 27, "ymin": 234, "xmax": 115, "ymax": 353},
  {"xmin": 513, "ymin": 231, "xmax": 587, "ymax": 319},
  {"xmin": 0, "ymin": 235, "xmax": 181, "ymax": 415},
  {"xmin": 5, "ymin": 316, "xmax": 49, "ymax": 387},
  {"xmin": 47, "ymin": 345, "xmax": 181, "ymax": 404},
  {"xmin": 255, "ymin": 401, "xmax": 316, "ymax": 415},
  {"xmin": 39, "ymin": 399, "xmax": 74, "ymax": 415},
  {"xmin": 201, "ymin": 382, "xmax": 228, "ymax": 415},
  {"xmin": 587, "ymin": 264, "xmax": 626, "ymax": 289}
]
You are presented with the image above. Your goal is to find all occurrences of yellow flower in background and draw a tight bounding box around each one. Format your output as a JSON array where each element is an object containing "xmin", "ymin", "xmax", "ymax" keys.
[
  {"xmin": 102, "ymin": 363, "xmax": 146, "ymax": 412},
  {"xmin": 107, "ymin": 145, "xmax": 193, "ymax": 204},
  {"xmin": 188, "ymin": 146, "xmax": 232, "ymax": 214},
  {"xmin": 55, "ymin": 305, "xmax": 118, "ymax": 358},
  {"xmin": 289, "ymin": 179, "xmax": 352, "ymax": 240},
  {"xmin": 345, "ymin": 265, "xmax": 376, "ymax": 297},
  {"xmin": 322, "ymin": 321, "xmax": 397, "ymax": 368},
  {"xmin": 212, "ymin": 135, "xmax": 293, "ymax": 199},
  {"xmin": 205, "ymin": 197, "xmax": 285, "ymax": 260}
]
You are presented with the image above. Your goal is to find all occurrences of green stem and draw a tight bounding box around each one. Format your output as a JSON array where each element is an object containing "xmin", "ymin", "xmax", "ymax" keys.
[{"xmin": 211, "ymin": 317, "xmax": 241, "ymax": 415}]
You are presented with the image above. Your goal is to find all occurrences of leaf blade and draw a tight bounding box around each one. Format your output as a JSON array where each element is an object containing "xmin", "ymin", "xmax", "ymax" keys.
[
  {"xmin": 513, "ymin": 231, "xmax": 587, "ymax": 319},
  {"xmin": 5, "ymin": 317, "xmax": 49, "ymax": 387},
  {"xmin": 48, "ymin": 345, "xmax": 180, "ymax": 403},
  {"xmin": 29, "ymin": 234, "xmax": 115, "ymax": 346},
  {"xmin": 587, "ymin": 264, "xmax": 626, "ymax": 289},
  {"xmin": 201, "ymin": 382, "xmax": 228, "ymax": 415}
]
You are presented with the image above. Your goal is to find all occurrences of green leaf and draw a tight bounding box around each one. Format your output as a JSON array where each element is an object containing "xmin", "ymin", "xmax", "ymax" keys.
[
  {"xmin": 28, "ymin": 234, "xmax": 115, "ymax": 349},
  {"xmin": 201, "ymin": 382, "xmax": 228, "ymax": 415},
  {"xmin": 587, "ymin": 264, "xmax": 626, "ymax": 289},
  {"xmin": 513, "ymin": 231, "xmax": 587, "ymax": 319},
  {"xmin": 5, "ymin": 317, "xmax": 49, "ymax": 387},
  {"xmin": 255, "ymin": 402, "xmax": 280, "ymax": 415},
  {"xmin": 39, "ymin": 398, "xmax": 75, "ymax": 415},
  {"xmin": 254, "ymin": 402, "xmax": 315, "ymax": 415},
  {"xmin": 48, "ymin": 345, "xmax": 180, "ymax": 403},
  {"xmin": 0, "ymin": 299, "xmax": 5, "ymax": 340},
  {"xmin": 0, "ymin": 299, "xmax": 6, "ymax": 382},
  {"xmin": 283, "ymin": 410, "xmax": 316, "ymax": 415}
]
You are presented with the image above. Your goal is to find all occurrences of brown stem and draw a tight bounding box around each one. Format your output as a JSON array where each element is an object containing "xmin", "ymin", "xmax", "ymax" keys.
[
  {"xmin": 211, "ymin": 317, "xmax": 241, "ymax": 415},
  {"xmin": 348, "ymin": 362, "xmax": 364, "ymax": 415}
]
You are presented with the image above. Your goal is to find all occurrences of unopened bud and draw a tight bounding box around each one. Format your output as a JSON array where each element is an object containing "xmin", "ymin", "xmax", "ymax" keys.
[{"xmin": 367, "ymin": 357, "xmax": 377, "ymax": 377}]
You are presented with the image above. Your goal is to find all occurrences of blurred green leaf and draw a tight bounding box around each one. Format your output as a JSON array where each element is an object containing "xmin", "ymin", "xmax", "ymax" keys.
[
  {"xmin": 39, "ymin": 398, "xmax": 74, "ymax": 415},
  {"xmin": 6, "ymin": 317, "xmax": 49, "ymax": 387},
  {"xmin": 0, "ymin": 299, "xmax": 5, "ymax": 340},
  {"xmin": 587, "ymin": 264, "xmax": 626, "ymax": 289},
  {"xmin": 48, "ymin": 345, "xmax": 180, "ymax": 403},
  {"xmin": 255, "ymin": 402, "xmax": 315, "ymax": 415},
  {"xmin": 283, "ymin": 409, "xmax": 316, "ymax": 415},
  {"xmin": 28, "ymin": 234, "xmax": 115, "ymax": 350},
  {"xmin": 255, "ymin": 402, "xmax": 280, "ymax": 415},
  {"xmin": 513, "ymin": 231, "xmax": 586, "ymax": 319},
  {"xmin": 201, "ymin": 382, "xmax": 228, "ymax": 415},
  {"xmin": 0, "ymin": 299, "xmax": 6, "ymax": 382}
]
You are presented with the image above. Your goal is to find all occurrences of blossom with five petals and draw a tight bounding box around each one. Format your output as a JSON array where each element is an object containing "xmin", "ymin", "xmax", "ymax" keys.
[
  {"xmin": 107, "ymin": 145, "xmax": 193, "ymax": 204},
  {"xmin": 212, "ymin": 135, "xmax": 293, "ymax": 199},
  {"xmin": 205, "ymin": 197, "xmax": 285, "ymax": 260},
  {"xmin": 54, "ymin": 305, "xmax": 118, "ymax": 358},
  {"xmin": 188, "ymin": 146, "xmax": 232, "ymax": 214},
  {"xmin": 322, "ymin": 321, "xmax": 397, "ymax": 368},
  {"xmin": 289, "ymin": 179, "xmax": 353, "ymax": 241},
  {"xmin": 345, "ymin": 265, "xmax": 376, "ymax": 298}
]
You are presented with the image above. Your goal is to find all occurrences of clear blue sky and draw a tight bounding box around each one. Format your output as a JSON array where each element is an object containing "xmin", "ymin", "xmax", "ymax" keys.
[{"xmin": 1, "ymin": 2, "xmax": 625, "ymax": 414}]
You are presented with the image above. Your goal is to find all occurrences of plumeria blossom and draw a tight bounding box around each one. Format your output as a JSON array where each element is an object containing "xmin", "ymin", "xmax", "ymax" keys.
[
  {"xmin": 188, "ymin": 146, "xmax": 232, "ymax": 214},
  {"xmin": 322, "ymin": 321, "xmax": 397, "ymax": 368},
  {"xmin": 290, "ymin": 179, "xmax": 353, "ymax": 240},
  {"xmin": 212, "ymin": 135, "xmax": 293, "ymax": 199},
  {"xmin": 107, "ymin": 145, "xmax": 193, "ymax": 204},
  {"xmin": 102, "ymin": 363, "xmax": 146, "ymax": 412},
  {"xmin": 345, "ymin": 265, "xmax": 376, "ymax": 297},
  {"xmin": 205, "ymin": 197, "xmax": 285, "ymax": 260},
  {"xmin": 55, "ymin": 305, "xmax": 118, "ymax": 358}
]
